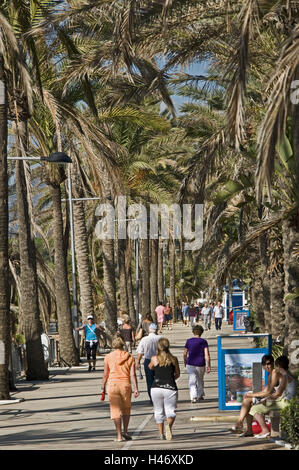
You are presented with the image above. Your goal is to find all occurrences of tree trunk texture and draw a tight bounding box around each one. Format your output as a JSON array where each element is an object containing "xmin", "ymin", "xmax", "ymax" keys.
[
  {"xmin": 282, "ymin": 217, "xmax": 299, "ymax": 373},
  {"xmin": 51, "ymin": 185, "xmax": 79, "ymax": 365},
  {"xmin": 71, "ymin": 164, "xmax": 95, "ymax": 321},
  {"xmin": 169, "ymin": 237, "xmax": 176, "ymax": 309},
  {"xmin": 250, "ymin": 277, "xmax": 266, "ymax": 331},
  {"xmin": 258, "ymin": 207, "xmax": 271, "ymax": 333},
  {"xmin": 14, "ymin": 121, "xmax": 48, "ymax": 380},
  {"xmin": 0, "ymin": 58, "xmax": 10, "ymax": 399},
  {"xmin": 140, "ymin": 238, "xmax": 150, "ymax": 317},
  {"xmin": 126, "ymin": 265, "xmax": 137, "ymax": 328},
  {"xmin": 118, "ymin": 238, "xmax": 129, "ymax": 314},
  {"xmin": 102, "ymin": 238, "xmax": 118, "ymax": 340},
  {"xmin": 270, "ymin": 267, "xmax": 285, "ymax": 341},
  {"xmin": 150, "ymin": 239, "xmax": 159, "ymax": 321},
  {"xmin": 157, "ymin": 239, "xmax": 164, "ymax": 304}
]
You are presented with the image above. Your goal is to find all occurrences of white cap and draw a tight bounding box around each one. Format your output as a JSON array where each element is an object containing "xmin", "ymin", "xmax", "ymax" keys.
[{"xmin": 87, "ymin": 315, "xmax": 93, "ymax": 320}]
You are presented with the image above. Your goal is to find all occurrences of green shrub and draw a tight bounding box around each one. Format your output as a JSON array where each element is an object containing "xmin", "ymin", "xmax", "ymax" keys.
[{"xmin": 280, "ymin": 397, "xmax": 299, "ymax": 449}]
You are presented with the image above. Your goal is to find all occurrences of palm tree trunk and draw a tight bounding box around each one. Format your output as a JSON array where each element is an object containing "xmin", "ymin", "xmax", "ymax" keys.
[
  {"xmin": 14, "ymin": 122, "xmax": 48, "ymax": 380},
  {"xmin": 270, "ymin": 267, "xmax": 285, "ymax": 341},
  {"xmin": 258, "ymin": 206, "xmax": 271, "ymax": 332},
  {"xmin": 51, "ymin": 185, "xmax": 79, "ymax": 365},
  {"xmin": 102, "ymin": 238, "xmax": 118, "ymax": 339},
  {"xmin": 250, "ymin": 276, "xmax": 266, "ymax": 331},
  {"xmin": 282, "ymin": 217, "xmax": 299, "ymax": 373},
  {"xmin": 0, "ymin": 56, "xmax": 10, "ymax": 399},
  {"xmin": 169, "ymin": 236, "xmax": 176, "ymax": 309},
  {"xmin": 118, "ymin": 238, "xmax": 129, "ymax": 314},
  {"xmin": 157, "ymin": 239, "xmax": 164, "ymax": 303},
  {"xmin": 140, "ymin": 238, "xmax": 150, "ymax": 317},
  {"xmin": 73, "ymin": 198, "xmax": 94, "ymax": 319},
  {"xmin": 70, "ymin": 162, "xmax": 94, "ymax": 321},
  {"xmin": 150, "ymin": 239, "xmax": 159, "ymax": 321}
]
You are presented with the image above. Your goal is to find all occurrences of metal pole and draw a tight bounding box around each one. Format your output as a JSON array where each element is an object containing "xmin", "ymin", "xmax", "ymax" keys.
[{"xmin": 67, "ymin": 169, "xmax": 79, "ymax": 349}]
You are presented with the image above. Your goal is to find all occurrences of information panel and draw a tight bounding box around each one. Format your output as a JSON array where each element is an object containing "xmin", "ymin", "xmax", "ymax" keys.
[{"xmin": 217, "ymin": 334, "xmax": 272, "ymax": 410}]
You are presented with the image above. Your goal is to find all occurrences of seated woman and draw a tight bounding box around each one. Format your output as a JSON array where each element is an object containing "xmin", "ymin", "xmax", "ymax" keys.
[
  {"xmin": 249, "ymin": 355, "xmax": 297, "ymax": 439},
  {"xmin": 231, "ymin": 354, "xmax": 277, "ymax": 437}
]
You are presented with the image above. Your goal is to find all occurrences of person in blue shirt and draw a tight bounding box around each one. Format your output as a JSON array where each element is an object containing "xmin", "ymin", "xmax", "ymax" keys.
[
  {"xmin": 182, "ymin": 302, "xmax": 190, "ymax": 326},
  {"xmin": 76, "ymin": 316, "xmax": 105, "ymax": 371}
]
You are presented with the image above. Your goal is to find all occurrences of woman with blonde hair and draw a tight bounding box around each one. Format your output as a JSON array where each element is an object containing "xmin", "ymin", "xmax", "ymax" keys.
[
  {"xmin": 101, "ymin": 335, "xmax": 139, "ymax": 441},
  {"xmin": 148, "ymin": 338, "xmax": 180, "ymax": 440}
]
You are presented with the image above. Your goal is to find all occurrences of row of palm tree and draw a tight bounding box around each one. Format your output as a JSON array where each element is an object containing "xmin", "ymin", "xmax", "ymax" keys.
[{"xmin": 0, "ymin": 0, "xmax": 298, "ymax": 399}]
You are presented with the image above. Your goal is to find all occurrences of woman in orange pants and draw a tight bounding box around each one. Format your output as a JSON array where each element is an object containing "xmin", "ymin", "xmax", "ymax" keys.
[{"xmin": 101, "ymin": 336, "xmax": 139, "ymax": 441}]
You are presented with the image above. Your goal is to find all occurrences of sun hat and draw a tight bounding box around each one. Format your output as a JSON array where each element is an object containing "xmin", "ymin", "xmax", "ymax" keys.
[{"xmin": 149, "ymin": 323, "xmax": 158, "ymax": 330}]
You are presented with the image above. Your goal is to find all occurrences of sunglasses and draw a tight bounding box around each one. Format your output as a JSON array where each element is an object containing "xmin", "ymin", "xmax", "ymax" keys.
[{"xmin": 264, "ymin": 362, "xmax": 272, "ymax": 366}]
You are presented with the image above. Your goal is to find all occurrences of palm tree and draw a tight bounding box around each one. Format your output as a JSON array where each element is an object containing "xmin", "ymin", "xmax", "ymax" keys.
[{"xmin": 0, "ymin": 51, "xmax": 10, "ymax": 399}]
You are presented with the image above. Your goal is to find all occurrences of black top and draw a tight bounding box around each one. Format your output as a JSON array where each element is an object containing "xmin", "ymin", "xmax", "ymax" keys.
[
  {"xmin": 151, "ymin": 363, "xmax": 177, "ymax": 391},
  {"xmin": 119, "ymin": 326, "xmax": 133, "ymax": 342}
]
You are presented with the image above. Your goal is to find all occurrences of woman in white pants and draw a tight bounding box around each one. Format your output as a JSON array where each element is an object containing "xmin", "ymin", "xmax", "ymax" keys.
[
  {"xmin": 148, "ymin": 338, "xmax": 180, "ymax": 440},
  {"xmin": 184, "ymin": 325, "xmax": 211, "ymax": 403}
]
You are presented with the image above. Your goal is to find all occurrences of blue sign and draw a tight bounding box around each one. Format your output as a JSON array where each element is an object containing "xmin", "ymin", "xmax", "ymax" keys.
[{"xmin": 217, "ymin": 334, "xmax": 272, "ymax": 410}]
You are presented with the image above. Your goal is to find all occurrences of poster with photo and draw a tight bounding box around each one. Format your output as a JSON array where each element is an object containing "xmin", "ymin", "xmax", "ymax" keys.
[
  {"xmin": 233, "ymin": 309, "xmax": 250, "ymax": 331},
  {"xmin": 217, "ymin": 334, "xmax": 272, "ymax": 410},
  {"xmin": 224, "ymin": 352, "xmax": 266, "ymax": 407}
]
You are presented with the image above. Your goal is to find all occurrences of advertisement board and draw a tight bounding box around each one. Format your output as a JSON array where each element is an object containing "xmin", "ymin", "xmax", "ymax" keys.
[{"xmin": 217, "ymin": 334, "xmax": 272, "ymax": 410}]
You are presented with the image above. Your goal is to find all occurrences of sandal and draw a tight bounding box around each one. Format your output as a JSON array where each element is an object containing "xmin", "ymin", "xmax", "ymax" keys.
[
  {"xmin": 122, "ymin": 433, "xmax": 132, "ymax": 441},
  {"xmin": 230, "ymin": 425, "xmax": 243, "ymax": 433},
  {"xmin": 254, "ymin": 432, "xmax": 270, "ymax": 439}
]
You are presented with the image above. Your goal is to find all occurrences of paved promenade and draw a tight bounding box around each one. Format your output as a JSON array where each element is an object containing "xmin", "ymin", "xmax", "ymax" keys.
[{"xmin": 0, "ymin": 322, "xmax": 287, "ymax": 451}]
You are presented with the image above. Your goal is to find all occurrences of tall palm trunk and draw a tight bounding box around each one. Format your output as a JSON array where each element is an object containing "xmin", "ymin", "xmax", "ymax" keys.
[
  {"xmin": 102, "ymin": 237, "xmax": 118, "ymax": 339},
  {"xmin": 258, "ymin": 206, "xmax": 271, "ymax": 332},
  {"xmin": 157, "ymin": 238, "xmax": 164, "ymax": 303},
  {"xmin": 118, "ymin": 238, "xmax": 129, "ymax": 314},
  {"xmin": 140, "ymin": 238, "xmax": 150, "ymax": 317},
  {"xmin": 14, "ymin": 121, "xmax": 48, "ymax": 380},
  {"xmin": 169, "ymin": 236, "xmax": 176, "ymax": 309},
  {"xmin": 270, "ymin": 267, "xmax": 285, "ymax": 341},
  {"xmin": 282, "ymin": 215, "xmax": 299, "ymax": 373},
  {"xmin": 51, "ymin": 185, "xmax": 79, "ymax": 365},
  {"xmin": 71, "ymin": 164, "xmax": 94, "ymax": 320},
  {"xmin": 0, "ymin": 56, "xmax": 10, "ymax": 399},
  {"xmin": 150, "ymin": 239, "xmax": 158, "ymax": 320}
]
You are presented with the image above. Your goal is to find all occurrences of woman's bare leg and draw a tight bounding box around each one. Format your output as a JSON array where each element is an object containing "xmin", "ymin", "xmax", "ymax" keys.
[
  {"xmin": 234, "ymin": 397, "xmax": 253, "ymax": 428},
  {"xmin": 113, "ymin": 418, "xmax": 123, "ymax": 441},
  {"xmin": 254, "ymin": 413, "xmax": 269, "ymax": 435}
]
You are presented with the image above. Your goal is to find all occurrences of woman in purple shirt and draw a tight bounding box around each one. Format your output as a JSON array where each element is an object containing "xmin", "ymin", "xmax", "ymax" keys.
[{"xmin": 184, "ymin": 325, "xmax": 211, "ymax": 403}]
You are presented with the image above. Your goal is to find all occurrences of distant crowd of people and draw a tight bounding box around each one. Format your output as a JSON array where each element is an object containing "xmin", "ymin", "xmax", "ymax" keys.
[{"xmin": 75, "ymin": 300, "xmax": 296, "ymax": 442}]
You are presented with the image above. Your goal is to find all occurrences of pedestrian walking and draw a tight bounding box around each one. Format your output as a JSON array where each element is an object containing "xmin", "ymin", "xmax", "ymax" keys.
[
  {"xmin": 182, "ymin": 302, "xmax": 190, "ymax": 326},
  {"xmin": 155, "ymin": 301, "xmax": 165, "ymax": 333},
  {"xmin": 100, "ymin": 335, "xmax": 139, "ymax": 442},
  {"xmin": 136, "ymin": 323, "xmax": 161, "ymax": 404},
  {"xmin": 118, "ymin": 317, "xmax": 135, "ymax": 353},
  {"xmin": 213, "ymin": 301, "xmax": 224, "ymax": 330},
  {"xmin": 189, "ymin": 304, "xmax": 197, "ymax": 328},
  {"xmin": 184, "ymin": 325, "xmax": 211, "ymax": 403},
  {"xmin": 148, "ymin": 337, "xmax": 180, "ymax": 441},
  {"xmin": 201, "ymin": 302, "xmax": 212, "ymax": 330},
  {"xmin": 194, "ymin": 303, "xmax": 200, "ymax": 322},
  {"xmin": 75, "ymin": 315, "xmax": 105, "ymax": 371},
  {"xmin": 164, "ymin": 303, "xmax": 173, "ymax": 330}
]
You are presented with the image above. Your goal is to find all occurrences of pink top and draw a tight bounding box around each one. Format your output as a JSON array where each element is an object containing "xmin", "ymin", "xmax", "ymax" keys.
[{"xmin": 155, "ymin": 305, "xmax": 165, "ymax": 322}]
